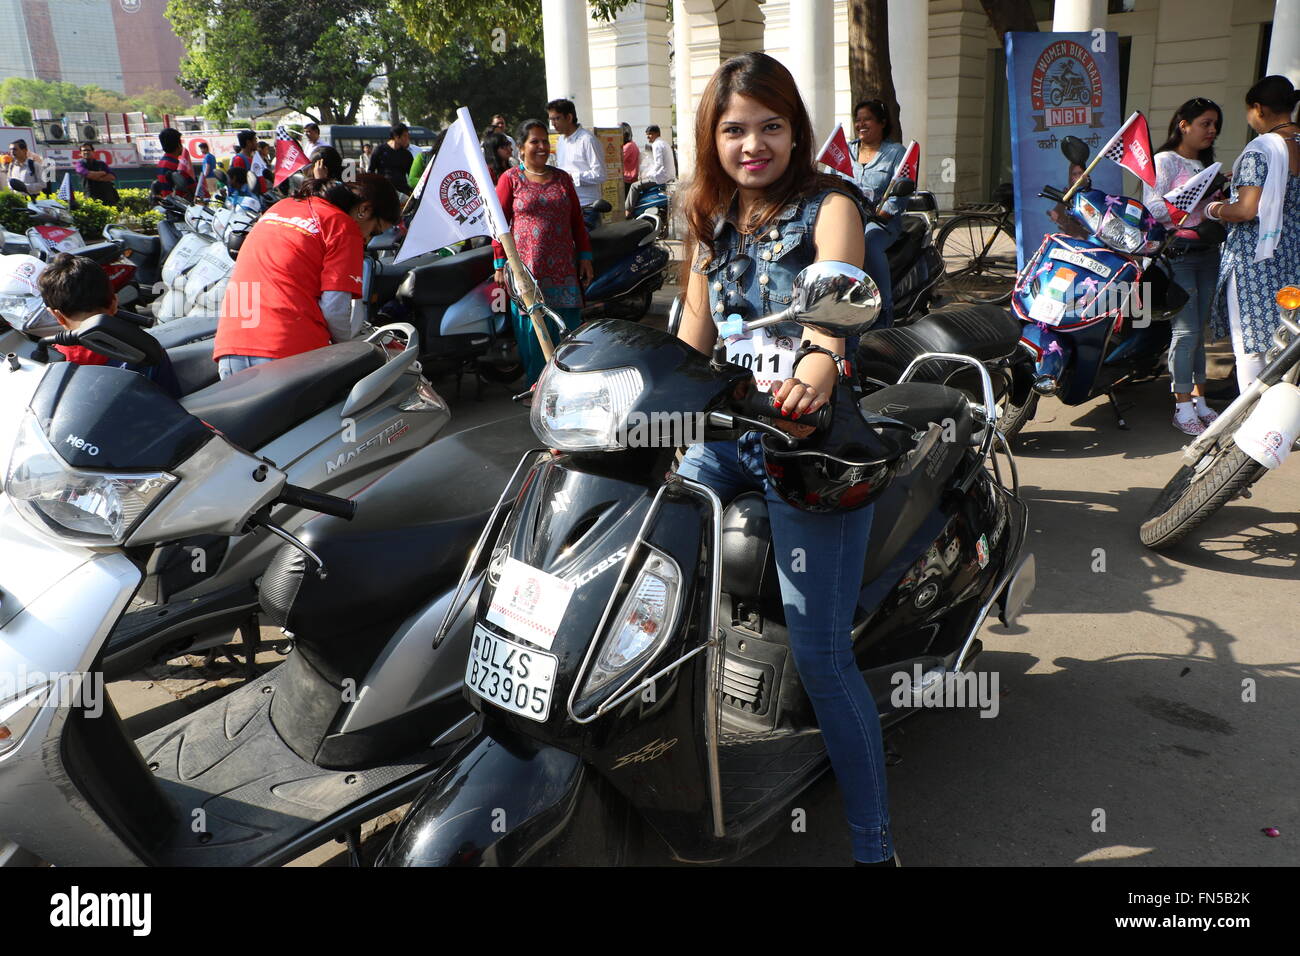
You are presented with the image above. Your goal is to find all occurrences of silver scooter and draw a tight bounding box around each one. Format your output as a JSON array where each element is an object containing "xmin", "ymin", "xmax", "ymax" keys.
[
  {"xmin": 6, "ymin": 310, "xmax": 451, "ymax": 677},
  {"xmin": 0, "ymin": 328, "xmax": 533, "ymax": 865}
]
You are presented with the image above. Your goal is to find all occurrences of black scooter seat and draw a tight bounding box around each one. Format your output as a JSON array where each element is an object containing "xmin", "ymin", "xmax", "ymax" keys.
[
  {"xmin": 589, "ymin": 219, "xmax": 654, "ymax": 274},
  {"xmin": 259, "ymin": 415, "xmax": 537, "ymax": 665},
  {"xmin": 180, "ymin": 340, "xmax": 385, "ymax": 451},
  {"xmin": 395, "ymin": 245, "xmax": 494, "ymax": 306},
  {"xmin": 106, "ymin": 227, "xmax": 161, "ymax": 259},
  {"xmin": 858, "ymin": 304, "xmax": 1021, "ymax": 381}
]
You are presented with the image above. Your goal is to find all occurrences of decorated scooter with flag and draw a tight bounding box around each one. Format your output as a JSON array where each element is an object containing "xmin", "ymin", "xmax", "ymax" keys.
[{"xmin": 1010, "ymin": 112, "xmax": 1225, "ymax": 430}]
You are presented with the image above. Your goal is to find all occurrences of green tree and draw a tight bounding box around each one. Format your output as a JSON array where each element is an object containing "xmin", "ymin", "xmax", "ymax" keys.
[
  {"xmin": 389, "ymin": 28, "xmax": 546, "ymax": 130},
  {"xmin": 2, "ymin": 106, "xmax": 33, "ymax": 127},
  {"xmin": 167, "ymin": 0, "xmax": 438, "ymax": 123},
  {"xmin": 391, "ymin": 0, "xmax": 638, "ymax": 56},
  {"xmin": 0, "ymin": 77, "xmax": 94, "ymax": 114}
]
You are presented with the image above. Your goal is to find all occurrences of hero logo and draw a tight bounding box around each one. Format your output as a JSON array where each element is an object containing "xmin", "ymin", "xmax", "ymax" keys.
[
  {"xmin": 325, "ymin": 420, "xmax": 404, "ymax": 475},
  {"xmin": 65, "ymin": 434, "xmax": 99, "ymax": 456}
]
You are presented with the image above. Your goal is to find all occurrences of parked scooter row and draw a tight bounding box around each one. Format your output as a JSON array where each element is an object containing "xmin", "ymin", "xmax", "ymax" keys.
[{"xmin": 0, "ymin": 260, "xmax": 1032, "ymax": 866}]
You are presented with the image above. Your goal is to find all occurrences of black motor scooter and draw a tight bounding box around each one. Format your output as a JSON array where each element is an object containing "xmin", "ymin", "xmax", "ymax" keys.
[{"xmin": 377, "ymin": 262, "xmax": 1035, "ymax": 866}]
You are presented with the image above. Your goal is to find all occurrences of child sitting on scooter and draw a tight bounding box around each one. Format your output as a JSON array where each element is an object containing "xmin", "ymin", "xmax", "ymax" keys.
[{"xmin": 38, "ymin": 253, "xmax": 181, "ymax": 398}]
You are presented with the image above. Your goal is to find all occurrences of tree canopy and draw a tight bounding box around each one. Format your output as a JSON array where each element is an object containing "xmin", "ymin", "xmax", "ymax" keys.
[
  {"xmin": 391, "ymin": 0, "xmax": 638, "ymax": 57},
  {"xmin": 167, "ymin": 0, "xmax": 436, "ymax": 123},
  {"xmin": 0, "ymin": 77, "xmax": 187, "ymax": 122}
]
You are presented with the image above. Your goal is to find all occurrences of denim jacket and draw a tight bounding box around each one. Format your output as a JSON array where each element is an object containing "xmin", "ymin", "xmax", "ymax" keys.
[{"xmin": 692, "ymin": 188, "xmax": 861, "ymax": 344}]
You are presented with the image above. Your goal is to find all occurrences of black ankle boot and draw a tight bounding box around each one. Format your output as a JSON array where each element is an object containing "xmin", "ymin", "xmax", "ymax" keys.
[{"xmin": 854, "ymin": 852, "xmax": 900, "ymax": 867}]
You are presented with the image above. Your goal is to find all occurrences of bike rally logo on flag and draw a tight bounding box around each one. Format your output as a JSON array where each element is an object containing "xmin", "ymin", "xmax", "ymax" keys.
[
  {"xmin": 396, "ymin": 107, "xmax": 509, "ymax": 265},
  {"xmin": 1099, "ymin": 111, "xmax": 1156, "ymax": 188},
  {"xmin": 1162, "ymin": 161, "xmax": 1221, "ymax": 225},
  {"xmin": 437, "ymin": 169, "xmax": 486, "ymax": 226},
  {"xmin": 1029, "ymin": 39, "xmax": 1105, "ymax": 130},
  {"xmin": 273, "ymin": 126, "xmax": 310, "ymax": 188}
]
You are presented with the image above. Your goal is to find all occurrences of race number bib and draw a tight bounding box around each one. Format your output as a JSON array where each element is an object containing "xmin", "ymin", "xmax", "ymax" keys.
[{"xmin": 723, "ymin": 327, "xmax": 799, "ymax": 392}]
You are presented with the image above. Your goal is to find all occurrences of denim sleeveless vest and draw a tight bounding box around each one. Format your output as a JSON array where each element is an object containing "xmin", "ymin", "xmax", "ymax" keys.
[{"xmin": 692, "ymin": 187, "xmax": 865, "ymax": 360}]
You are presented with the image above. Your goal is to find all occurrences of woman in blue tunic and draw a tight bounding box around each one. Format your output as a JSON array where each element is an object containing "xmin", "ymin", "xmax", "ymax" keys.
[{"xmin": 1205, "ymin": 76, "xmax": 1300, "ymax": 392}]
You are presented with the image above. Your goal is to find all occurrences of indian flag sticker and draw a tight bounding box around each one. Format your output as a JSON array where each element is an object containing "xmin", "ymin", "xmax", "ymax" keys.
[{"xmin": 976, "ymin": 534, "xmax": 990, "ymax": 568}]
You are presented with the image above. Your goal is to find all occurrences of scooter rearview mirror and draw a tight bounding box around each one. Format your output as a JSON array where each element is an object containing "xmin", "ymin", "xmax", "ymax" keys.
[
  {"xmin": 1061, "ymin": 136, "xmax": 1090, "ymax": 168},
  {"xmin": 787, "ymin": 261, "xmax": 882, "ymax": 337},
  {"xmin": 891, "ymin": 178, "xmax": 915, "ymax": 198}
]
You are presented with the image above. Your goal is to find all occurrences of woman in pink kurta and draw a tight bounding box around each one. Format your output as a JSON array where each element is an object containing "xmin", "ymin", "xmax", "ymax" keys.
[{"xmin": 492, "ymin": 119, "xmax": 593, "ymax": 384}]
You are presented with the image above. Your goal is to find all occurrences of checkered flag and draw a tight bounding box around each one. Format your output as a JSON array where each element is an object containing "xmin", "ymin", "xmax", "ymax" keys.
[
  {"xmin": 273, "ymin": 125, "xmax": 310, "ymax": 187},
  {"xmin": 1162, "ymin": 162, "xmax": 1221, "ymax": 226},
  {"xmin": 56, "ymin": 172, "xmax": 75, "ymax": 208},
  {"xmin": 1097, "ymin": 111, "xmax": 1156, "ymax": 187}
]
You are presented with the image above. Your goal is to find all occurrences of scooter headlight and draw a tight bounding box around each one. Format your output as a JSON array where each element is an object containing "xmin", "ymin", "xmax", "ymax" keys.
[
  {"xmin": 4, "ymin": 412, "xmax": 176, "ymax": 545},
  {"xmin": 579, "ymin": 550, "xmax": 682, "ymax": 702},
  {"xmin": 1098, "ymin": 211, "xmax": 1142, "ymax": 254},
  {"xmin": 531, "ymin": 364, "xmax": 644, "ymax": 452}
]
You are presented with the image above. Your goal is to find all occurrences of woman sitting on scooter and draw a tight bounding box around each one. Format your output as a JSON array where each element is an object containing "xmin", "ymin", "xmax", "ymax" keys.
[
  {"xmin": 674, "ymin": 51, "xmax": 897, "ymax": 867},
  {"xmin": 849, "ymin": 99, "xmax": 907, "ymax": 328},
  {"xmin": 212, "ymin": 173, "xmax": 399, "ymax": 379}
]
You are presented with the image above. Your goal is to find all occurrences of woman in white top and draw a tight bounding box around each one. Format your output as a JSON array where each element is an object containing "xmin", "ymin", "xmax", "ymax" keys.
[{"xmin": 1142, "ymin": 98, "xmax": 1225, "ymax": 435}]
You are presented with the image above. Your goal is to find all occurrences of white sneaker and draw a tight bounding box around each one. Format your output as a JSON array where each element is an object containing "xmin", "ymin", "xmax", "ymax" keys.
[{"xmin": 1174, "ymin": 412, "xmax": 1206, "ymax": 436}]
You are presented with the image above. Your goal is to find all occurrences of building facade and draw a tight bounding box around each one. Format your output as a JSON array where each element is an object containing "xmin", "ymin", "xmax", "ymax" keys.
[
  {"xmin": 0, "ymin": 0, "xmax": 187, "ymax": 98},
  {"xmin": 554, "ymin": 0, "xmax": 1300, "ymax": 210}
]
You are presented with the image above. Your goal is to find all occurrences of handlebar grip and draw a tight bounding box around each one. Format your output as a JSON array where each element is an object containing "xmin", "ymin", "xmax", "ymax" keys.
[
  {"xmin": 736, "ymin": 389, "xmax": 833, "ymax": 431},
  {"xmin": 1040, "ymin": 185, "xmax": 1065, "ymax": 202},
  {"xmin": 277, "ymin": 484, "xmax": 356, "ymax": 520}
]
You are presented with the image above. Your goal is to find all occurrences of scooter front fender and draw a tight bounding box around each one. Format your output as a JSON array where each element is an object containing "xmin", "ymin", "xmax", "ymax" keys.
[
  {"xmin": 1020, "ymin": 324, "xmax": 1069, "ymax": 394},
  {"xmin": 377, "ymin": 726, "xmax": 587, "ymax": 867}
]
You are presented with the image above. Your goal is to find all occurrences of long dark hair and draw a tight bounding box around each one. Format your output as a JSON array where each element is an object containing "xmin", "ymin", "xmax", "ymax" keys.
[
  {"xmin": 482, "ymin": 132, "xmax": 512, "ymax": 178},
  {"xmin": 682, "ymin": 51, "xmax": 858, "ymax": 267},
  {"xmin": 1246, "ymin": 75, "xmax": 1300, "ymax": 118},
  {"xmin": 1155, "ymin": 98, "xmax": 1222, "ymax": 164},
  {"xmin": 294, "ymin": 172, "xmax": 400, "ymax": 224}
]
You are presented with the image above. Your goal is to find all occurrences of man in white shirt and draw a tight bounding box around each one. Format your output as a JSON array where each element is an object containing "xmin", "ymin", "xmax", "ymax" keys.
[
  {"xmin": 304, "ymin": 122, "xmax": 330, "ymax": 150},
  {"xmin": 547, "ymin": 98, "xmax": 605, "ymax": 228},
  {"xmin": 644, "ymin": 125, "xmax": 676, "ymax": 185},
  {"xmin": 4, "ymin": 140, "xmax": 47, "ymax": 196}
]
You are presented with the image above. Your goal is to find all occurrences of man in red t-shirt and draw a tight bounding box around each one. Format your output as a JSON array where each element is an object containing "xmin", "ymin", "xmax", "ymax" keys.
[{"xmin": 212, "ymin": 176, "xmax": 399, "ymax": 379}]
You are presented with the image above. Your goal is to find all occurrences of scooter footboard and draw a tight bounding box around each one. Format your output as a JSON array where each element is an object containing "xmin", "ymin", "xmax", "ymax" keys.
[{"xmin": 377, "ymin": 728, "xmax": 592, "ymax": 867}]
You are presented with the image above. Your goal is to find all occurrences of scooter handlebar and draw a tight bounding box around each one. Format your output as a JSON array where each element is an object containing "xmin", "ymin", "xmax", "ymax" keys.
[
  {"xmin": 735, "ymin": 387, "xmax": 833, "ymax": 431},
  {"xmin": 276, "ymin": 484, "xmax": 356, "ymax": 520}
]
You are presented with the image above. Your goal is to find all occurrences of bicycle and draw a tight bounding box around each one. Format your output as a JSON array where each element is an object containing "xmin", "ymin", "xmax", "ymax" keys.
[{"xmin": 936, "ymin": 184, "xmax": 1019, "ymax": 305}]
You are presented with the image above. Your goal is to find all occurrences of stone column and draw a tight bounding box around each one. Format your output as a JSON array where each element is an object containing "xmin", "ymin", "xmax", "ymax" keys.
[
  {"xmin": 1266, "ymin": 0, "xmax": 1300, "ymax": 87},
  {"xmin": 588, "ymin": 0, "xmax": 671, "ymax": 136},
  {"xmin": 542, "ymin": 0, "xmax": 594, "ymax": 125},
  {"xmin": 888, "ymin": 0, "xmax": 928, "ymax": 174},
  {"xmin": 785, "ymin": 0, "xmax": 835, "ymax": 143},
  {"xmin": 1052, "ymin": 0, "xmax": 1107, "ymax": 32}
]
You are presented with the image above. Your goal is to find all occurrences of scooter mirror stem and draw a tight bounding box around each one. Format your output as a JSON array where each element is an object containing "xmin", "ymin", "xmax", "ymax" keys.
[{"xmin": 259, "ymin": 521, "xmax": 329, "ymax": 580}]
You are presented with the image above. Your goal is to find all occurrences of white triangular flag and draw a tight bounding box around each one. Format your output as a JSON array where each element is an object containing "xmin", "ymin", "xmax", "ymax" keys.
[
  {"xmin": 1161, "ymin": 162, "xmax": 1221, "ymax": 226},
  {"xmin": 56, "ymin": 173, "xmax": 73, "ymax": 202},
  {"xmin": 395, "ymin": 107, "xmax": 508, "ymax": 264}
]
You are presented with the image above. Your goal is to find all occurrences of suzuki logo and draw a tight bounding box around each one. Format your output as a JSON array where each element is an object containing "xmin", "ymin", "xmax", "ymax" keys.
[{"xmin": 551, "ymin": 490, "xmax": 572, "ymax": 514}]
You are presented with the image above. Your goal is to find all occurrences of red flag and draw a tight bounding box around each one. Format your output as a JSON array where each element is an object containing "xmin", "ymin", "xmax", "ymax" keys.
[
  {"xmin": 816, "ymin": 123, "xmax": 853, "ymax": 177},
  {"xmin": 273, "ymin": 126, "xmax": 310, "ymax": 187},
  {"xmin": 1099, "ymin": 111, "xmax": 1156, "ymax": 188},
  {"xmin": 891, "ymin": 140, "xmax": 920, "ymax": 184}
]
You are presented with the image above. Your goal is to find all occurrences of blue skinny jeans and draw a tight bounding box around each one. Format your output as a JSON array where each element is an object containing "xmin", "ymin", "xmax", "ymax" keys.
[
  {"xmin": 1167, "ymin": 244, "xmax": 1220, "ymax": 394},
  {"xmin": 677, "ymin": 432, "xmax": 894, "ymax": 863}
]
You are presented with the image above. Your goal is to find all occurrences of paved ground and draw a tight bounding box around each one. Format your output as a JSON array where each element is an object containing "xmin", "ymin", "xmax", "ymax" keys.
[{"xmin": 108, "ymin": 288, "xmax": 1299, "ymax": 866}]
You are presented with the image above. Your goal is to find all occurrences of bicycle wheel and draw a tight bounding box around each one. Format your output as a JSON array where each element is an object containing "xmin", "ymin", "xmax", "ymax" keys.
[{"xmin": 937, "ymin": 213, "xmax": 1019, "ymax": 305}]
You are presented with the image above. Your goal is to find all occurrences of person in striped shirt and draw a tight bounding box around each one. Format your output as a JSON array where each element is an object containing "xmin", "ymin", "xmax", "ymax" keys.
[{"xmin": 154, "ymin": 128, "xmax": 195, "ymax": 200}]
